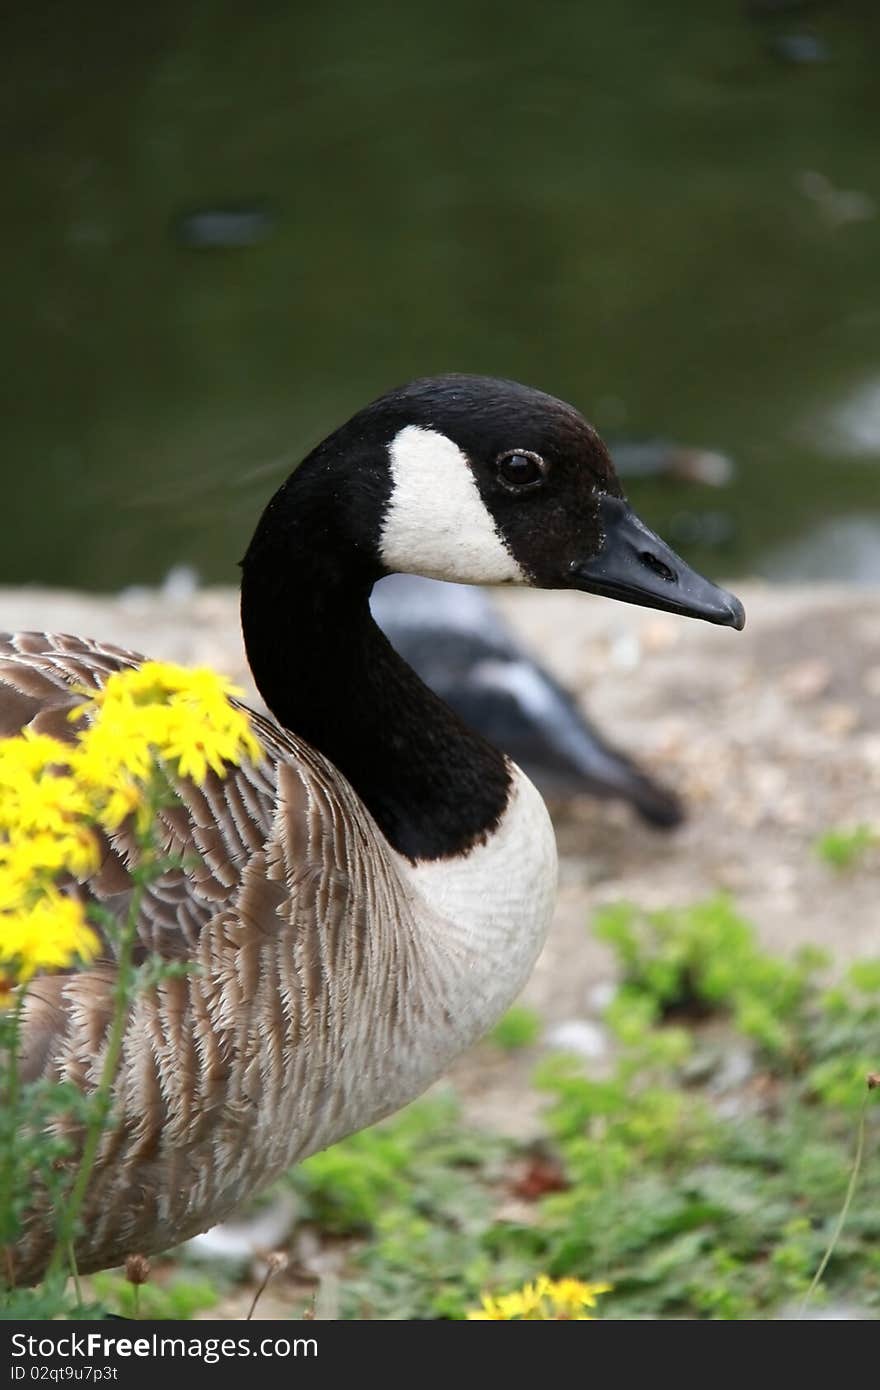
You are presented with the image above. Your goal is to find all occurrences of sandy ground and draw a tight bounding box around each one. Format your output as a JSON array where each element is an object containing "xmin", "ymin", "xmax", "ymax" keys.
[{"xmin": 1, "ymin": 580, "xmax": 878, "ymax": 1138}]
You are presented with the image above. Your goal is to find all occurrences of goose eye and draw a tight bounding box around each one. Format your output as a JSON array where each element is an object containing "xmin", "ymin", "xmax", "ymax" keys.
[{"xmin": 496, "ymin": 450, "xmax": 546, "ymax": 491}]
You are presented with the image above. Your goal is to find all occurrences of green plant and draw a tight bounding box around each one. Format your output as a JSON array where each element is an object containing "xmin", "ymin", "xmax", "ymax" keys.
[
  {"xmin": 281, "ymin": 894, "xmax": 879, "ymax": 1320},
  {"xmin": 90, "ymin": 1271, "xmax": 219, "ymax": 1320},
  {"xmin": 593, "ymin": 895, "xmax": 827, "ymax": 1056},
  {"xmin": 0, "ymin": 662, "xmax": 261, "ymax": 1313},
  {"xmin": 814, "ymin": 825, "xmax": 876, "ymax": 872},
  {"xmin": 490, "ymin": 1005, "xmax": 542, "ymax": 1051}
]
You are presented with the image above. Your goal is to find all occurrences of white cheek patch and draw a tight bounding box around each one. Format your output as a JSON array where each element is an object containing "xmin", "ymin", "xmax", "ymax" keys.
[{"xmin": 379, "ymin": 425, "xmax": 526, "ymax": 584}]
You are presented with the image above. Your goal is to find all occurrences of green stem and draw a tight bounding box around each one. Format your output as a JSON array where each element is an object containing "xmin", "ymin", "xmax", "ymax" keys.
[
  {"xmin": 66, "ymin": 1241, "xmax": 83, "ymax": 1309},
  {"xmin": 44, "ymin": 878, "xmax": 143, "ymax": 1287},
  {"xmin": 797, "ymin": 1091, "xmax": 870, "ymax": 1318}
]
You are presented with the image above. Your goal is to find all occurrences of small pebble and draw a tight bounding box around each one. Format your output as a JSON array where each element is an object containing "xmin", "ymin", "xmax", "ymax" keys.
[
  {"xmin": 641, "ymin": 620, "xmax": 679, "ymax": 653},
  {"xmin": 587, "ymin": 980, "xmax": 618, "ymax": 1015},
  {"xmin": 780, "ymin": 658, "xmax": 831, "ymax": 701},
  {"xmin": 609, "ymin": 631, "xmax": 641, "ymax": 672},
  {"xmin": 186, "ymin": 1192, "xmax": 297, "ymax": 1265},
  {"xmin": 545, "ymin": 1018, "xmax": 609, "ymax": 1061},
  {"xmin": 818, "ymin": 704, "xmax": 858, "ymax": 738},
  {"xmin": 711, "ymin": 1046, "xmax": 755, "ymax": 1092}
]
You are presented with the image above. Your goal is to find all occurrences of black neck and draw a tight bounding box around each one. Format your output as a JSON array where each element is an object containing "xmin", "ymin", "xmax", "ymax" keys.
[{"xmin": 240, "ymin": 489, "xmax": 511, "ymax": 862}]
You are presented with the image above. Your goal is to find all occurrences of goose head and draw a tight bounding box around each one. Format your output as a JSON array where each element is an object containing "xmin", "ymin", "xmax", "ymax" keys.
[{"xmin": 263, "ymin": 373, "xmax": 744, "ymax": 629}]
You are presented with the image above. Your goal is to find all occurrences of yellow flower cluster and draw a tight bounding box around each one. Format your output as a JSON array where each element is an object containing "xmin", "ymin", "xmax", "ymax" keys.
[
  {"xmin": 467, "ymin": 1275, "xmax": 612, "ymax": 1320},
  {"xmin": 0, "ymin": 660, "xmax": 262, "ymax": 1000},
  {"xmin": 73, "ymin": 662, "xmax": 262, "ymax": 790}
]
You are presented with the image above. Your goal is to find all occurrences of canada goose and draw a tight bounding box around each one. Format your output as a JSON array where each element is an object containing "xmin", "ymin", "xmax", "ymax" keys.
[
  {"xmin": 1, "ymin": 374, "xmax": 744, "ymax": 1285},
  {"xmin": 370, "ymin": 573, "xmax": 684, "ymax": 827}
]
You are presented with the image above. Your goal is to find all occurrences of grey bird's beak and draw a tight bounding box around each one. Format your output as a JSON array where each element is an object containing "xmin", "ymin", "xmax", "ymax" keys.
[{"xmin": 571, "ymin": 495, "xmax": 745, "ymax": 630}]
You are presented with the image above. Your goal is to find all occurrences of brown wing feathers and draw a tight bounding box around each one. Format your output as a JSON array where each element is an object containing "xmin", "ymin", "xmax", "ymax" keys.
[{"xmin": 0, "ymin": 631, "xmax": 385, "ymax": 1283}]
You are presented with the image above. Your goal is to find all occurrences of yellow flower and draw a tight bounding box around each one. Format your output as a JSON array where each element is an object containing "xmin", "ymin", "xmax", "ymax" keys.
[
  {"xmin": 73, "ymin": 713, "xmax": 158, "ymax": 786},
  {"xmin": 0, "ymin": 659, "xmax": 262, "ymax": 1000},
  {"xmin": 72, "ymin": 662, "xmax": 262, "ymax": 787},
  {"xmin": 96, "ymin": 780, "xmax": 145, "ymax": 834},
  {"xmin": 0, "ymin": 734, "xmax": 91, "ymax": 836},
  {"xmin": 544, "ymin": 1277, "xmax": 612, "ymax": 1312},
  {"xmin": 466, "ymin": 1275, "xmax": 612, "ymax": 1320},
  {"xmin": 466, "ymin": 1304, "xmax": 507, "ymax": 1320},
  {"xmin": 0, "ymin": 891, "xmax": 100, "ymax": 987},
  {"xmin": 468, "ymin": 1288, "xmax": 537, "ymax": 1320},
  {"xmin": 0, "ymin": 825, "xmax": 100, "ymax": 890},
  {"xmin": 0, "ymin": 730, "xmax": 70, "ymax": 782}
]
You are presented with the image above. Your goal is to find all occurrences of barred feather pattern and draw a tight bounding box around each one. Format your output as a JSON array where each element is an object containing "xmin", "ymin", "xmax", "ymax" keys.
[{"xmin": 0, "ymin": 632, "xmax": 555, "ymax": 1285}]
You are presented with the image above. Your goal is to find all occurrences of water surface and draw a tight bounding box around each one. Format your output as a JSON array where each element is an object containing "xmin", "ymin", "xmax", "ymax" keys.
[{"xmin": 4, "ymin": 0, "xmax": 879, "ymax": 589}]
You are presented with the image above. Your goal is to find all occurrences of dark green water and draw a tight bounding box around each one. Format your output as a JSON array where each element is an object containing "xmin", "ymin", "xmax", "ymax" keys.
[{"xmin": 4, "ymin": 0, "xmax": 880, "ymax": 590}]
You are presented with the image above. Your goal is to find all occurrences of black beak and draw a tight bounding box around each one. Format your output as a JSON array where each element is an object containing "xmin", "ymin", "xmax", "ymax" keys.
[{"xmin": 571, "ymin": 495, "xmax": 745, "ymax": 630}]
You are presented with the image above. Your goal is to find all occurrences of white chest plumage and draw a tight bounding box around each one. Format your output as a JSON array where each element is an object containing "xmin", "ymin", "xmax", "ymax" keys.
[
  {"xmin": 242, "ymin": 762, "xmax": 558, "ymax": 1181},
  {"xmin": 390, "ymin": 763, "xmax": 558, "ymax": 1055},
  {"xmin": 276, "ymin": 761, "xmax": 557, "ymax": 1155}
]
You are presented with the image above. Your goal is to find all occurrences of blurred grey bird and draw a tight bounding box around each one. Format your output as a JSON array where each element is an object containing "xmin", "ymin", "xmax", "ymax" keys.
[{"xmin": 371, "ymin": 573, "xmax": 684, "ymax": 829}]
